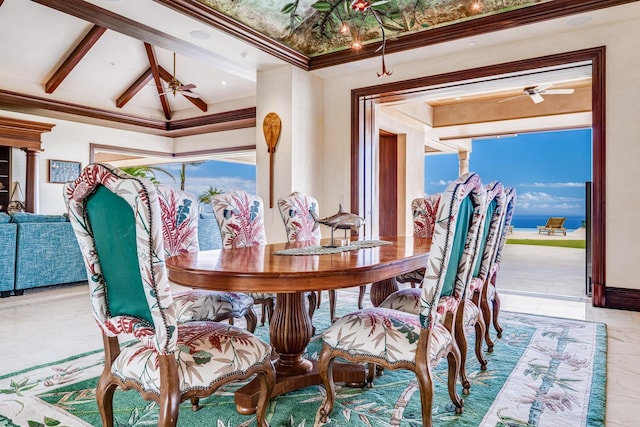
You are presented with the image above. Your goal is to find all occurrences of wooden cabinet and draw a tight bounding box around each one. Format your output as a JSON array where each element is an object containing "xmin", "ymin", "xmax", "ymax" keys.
[{"xmin": 0, "ymin": 146, "xmax": 10, "ymax": 213}]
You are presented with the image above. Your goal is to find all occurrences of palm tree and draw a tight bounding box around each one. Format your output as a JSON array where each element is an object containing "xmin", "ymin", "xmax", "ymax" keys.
[
  {"xmin": 120, "ymin": 165, "xmax": 175, "ymax": 184},
  {"xmin": 198, "ymin": 186, "xmax": 224, "ymax": 204},
  {"xmin": 180, "ymin": 161, "xmax": 205, "ymax": 191}
]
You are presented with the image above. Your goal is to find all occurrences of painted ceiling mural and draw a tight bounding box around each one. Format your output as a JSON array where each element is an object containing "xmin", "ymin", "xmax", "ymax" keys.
[{"xmin": 197, "ymin": 0, "xmax": 549, "ymax": 56}]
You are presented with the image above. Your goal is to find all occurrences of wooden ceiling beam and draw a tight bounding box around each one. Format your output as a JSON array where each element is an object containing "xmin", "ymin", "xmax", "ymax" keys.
[
  {"xmin": 45, "ymin": 25, "xmax": 107, "ymax": 94},
  {"xmin": 158, "ymin": 66, "xmax": 208, "ymax": 113},
  {"xmin": 144, "ymin": 43, "xmax": 171, "ymax": 121},
  {"xmin": 116, "ymin": 68, "xmax": 153, "ymax": 108},
  {"xmin": 0, "ymin": 89, "xmax": 254, "ymax": 136},
  {"xmin": 32, "ymin": 0, "xmax": 255, "ymax": 81}
]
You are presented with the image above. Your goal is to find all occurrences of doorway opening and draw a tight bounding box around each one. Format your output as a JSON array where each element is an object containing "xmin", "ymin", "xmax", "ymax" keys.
[
  {"xmin": 350, "ymin": 47, "xmax": 605, "ymax": 307},
  {"xmin": 424, "ymin": 128, "xmax": 592, "ymax": 300}
]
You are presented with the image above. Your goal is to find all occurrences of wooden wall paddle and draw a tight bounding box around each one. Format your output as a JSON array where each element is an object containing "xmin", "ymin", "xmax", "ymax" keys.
[{"xmin": 263, "ymin": 112, "xmax": 281, "ymax": 208}]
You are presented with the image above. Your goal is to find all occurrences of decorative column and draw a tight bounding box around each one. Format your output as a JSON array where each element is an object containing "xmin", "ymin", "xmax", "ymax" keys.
[
  {"xmin": 0, "ymin": 117, "xmax": 54, "ymax": 214},
  {"xmin": 24, "ymin": 149, "xmax": 39, "ymax": 213},
  {"xmin": 458, "ymin": 150, "xmax": 469, "ymax": 176}
]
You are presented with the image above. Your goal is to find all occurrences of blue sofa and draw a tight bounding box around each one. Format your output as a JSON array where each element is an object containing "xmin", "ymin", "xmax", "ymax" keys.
[
  {"xmin": 0, "ymin": 213, "xmax": 16, "ymax": 296},
  {"xmin": 0, "ymin": 211, "xmax": 222, "ymax": 297},
  {"xmin": 11, "ymin": 212, "xmax": 86, "ymax": 294}
]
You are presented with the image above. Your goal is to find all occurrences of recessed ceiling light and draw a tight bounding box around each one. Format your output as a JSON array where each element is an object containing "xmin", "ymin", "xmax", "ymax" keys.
[
  {"xmin": 469, "ymin": 41, "xmax": 478, "ymax": 46},
  {"xmin": 455, "ymin": 96, "xmax": 462, "ymax": 100},
  {"xmin": 567, "ymin": 15, "xmax": 592, "ymax": 26},
  {"xmin": 221, "ymin": 81, "xmax": 227, "ymax": 86},
  {"xmin": 189, "ymin": 30, "xmax": 211, "ymax": 40}
]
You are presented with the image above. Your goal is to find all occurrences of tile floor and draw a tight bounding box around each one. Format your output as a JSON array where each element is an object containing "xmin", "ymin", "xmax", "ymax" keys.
[{"xmin": 0, "ymin": 244, "xmax": 638, "ymax": 426}]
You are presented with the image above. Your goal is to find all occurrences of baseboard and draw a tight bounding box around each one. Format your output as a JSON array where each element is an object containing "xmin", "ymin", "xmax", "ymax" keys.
[{"xmin": 605, "ymin": 287, "xmax": 640, "ymax": 311}]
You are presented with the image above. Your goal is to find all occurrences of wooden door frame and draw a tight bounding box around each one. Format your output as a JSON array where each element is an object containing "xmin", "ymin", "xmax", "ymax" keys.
[{"xmin": 350, "ymin": 47, "xmax": 607, "ymax": 307}]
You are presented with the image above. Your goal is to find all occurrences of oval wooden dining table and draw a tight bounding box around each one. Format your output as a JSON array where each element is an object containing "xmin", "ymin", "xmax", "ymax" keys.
[{"xmin": 166, "ymin": 235, "xmax": 430, "ymax": 414}]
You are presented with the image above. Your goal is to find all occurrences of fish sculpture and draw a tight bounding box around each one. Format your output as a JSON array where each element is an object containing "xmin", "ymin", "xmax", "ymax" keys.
[{"xmin": 311, "ymin": 204, "xmax": 365, "ymax": 234}]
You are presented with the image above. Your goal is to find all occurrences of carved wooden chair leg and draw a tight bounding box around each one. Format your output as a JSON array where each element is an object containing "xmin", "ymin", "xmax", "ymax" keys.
[
  {"xmin": 480, "ymin": 294, "xmax": 495, "ymax": 352},
  {"xmin": 492, "ymin": 291, "xmax": 503, "ymax": 338},
  {"xmin": 474, "ymin": 315, "xmax": 488, "ymax": 370},
  {"xmin": 265, "ymin": 298, "xmax": 275, "ymax": 324},
  {"xmin": 96, "ymin": 377, "xmax": 117, "ymax": 427},
  {"xmin": 318, "ymin": 347, "xmax": 336, "ymax": 423},
  {"xmin": 307, "ymin": 292, "xmax": 317, "ymax": 320},
  {"xmin": 190, "ymin": 397, "xmax": 201, "ymax": 411},
  {"xmin": 329, "ymin": 290, "xmax": 337, "ymax": 322},
  {"xmin": 244, "ymin": 308, "xmax": 258, "ymax": 333},
  {"xmin": 260, "ymin": 303, "xmax": 268, "ymax": 326},
  {"xmin": 317, "ymin": 290, "xmax": 322, "ymax": 308},
  {"xmin": 307, "ymin": 291, "xmax": 318, "ymax": 334},
  {"xmin": 358, "ymin": 285, "xmax": 366, "ymax": 309},
  {"xmin": 453, "ymin": 311, "xmax": 471, "ymax": 394}
]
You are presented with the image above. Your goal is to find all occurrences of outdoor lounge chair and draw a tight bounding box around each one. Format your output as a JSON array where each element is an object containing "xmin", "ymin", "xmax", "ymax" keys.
[{"xmin": 537, "ymin": 217, "xmax": 567, "ymax": 236}]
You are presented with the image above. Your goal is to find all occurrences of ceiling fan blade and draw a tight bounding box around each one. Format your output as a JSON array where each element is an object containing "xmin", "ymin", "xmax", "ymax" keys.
[
  {"xmin": 533, "ymin": 83, "xmax": 554, "ymax": 92},
  {"xmin": 498, "ymin": 94, "xmax": 526, "ymax": 103},
  {"xmin": 179, "ymin": 83, "xmax": 196, "ymax": 91},
  {"xmin": 530, "ymin": 92, "xmax": 545, "ymax": 104},
  {"xmin": 181, "ymin": 90, "xmax": 200, "ymax": 99},
  {"xmin": 540, "ymin": 88, "xmax": 575, "ymax": 95}
]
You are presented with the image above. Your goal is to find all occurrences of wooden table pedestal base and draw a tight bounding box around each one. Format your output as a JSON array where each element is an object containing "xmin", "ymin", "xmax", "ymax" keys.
[{"xmin": 369, "ymin": 277, "xmax": 399, "ymax": 306}]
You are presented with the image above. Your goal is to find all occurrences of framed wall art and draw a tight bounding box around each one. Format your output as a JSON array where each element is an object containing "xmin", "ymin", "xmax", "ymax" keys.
[{"xmin": 49, "ymin": 160, "xmax": 81, "ymax": 183}]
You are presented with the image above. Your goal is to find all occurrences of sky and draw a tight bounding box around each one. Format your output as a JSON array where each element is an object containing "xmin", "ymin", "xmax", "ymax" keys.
[
  {"xmin": 152, "ymin": 128, "xmax": 592, "ymax": 223},
  {"xmin": 425, "ymin": 128, "xmax": 593, "ymax": 226},
  {"xmin": 153, "ymin": 160, "xmax": 256, "ymax": 211}
]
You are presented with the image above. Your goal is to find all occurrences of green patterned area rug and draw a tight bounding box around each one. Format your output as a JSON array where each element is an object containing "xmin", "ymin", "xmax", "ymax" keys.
[{"xmin": 0, "ymin": 295, "xmax": 606, "ymax": 427}]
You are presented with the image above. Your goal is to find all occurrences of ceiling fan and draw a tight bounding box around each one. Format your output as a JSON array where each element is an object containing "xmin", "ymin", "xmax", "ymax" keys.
[
  {"xmin": 499, "ymin": 83, "xmax": 575, "ymax": 104},
  {"xmin": 159, "ymin": 53, "xmax": 198, "ymax": 98}
]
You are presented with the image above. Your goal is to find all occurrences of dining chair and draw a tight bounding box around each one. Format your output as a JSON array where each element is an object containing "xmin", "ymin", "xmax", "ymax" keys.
[
  {"xmin": 484, "ymin": 186, "xmax": 516, "ymax": 346},
  {"xmin": 318, "ymin": 172, "xmax": 486, "ymax": 426},
  {"xmin": 64, "ymin": 163, "xmax": 275, "ymax": 427},
  {"xmin": 211, "ymin": 190, "xmax": 276, "ymax": 325},
  {"xmin": 156, "ymin": 184, "xmax": 258, "ymax": 332},
  {"xmin": 277, "ymin": 191, "xmax": 335, "ymax": 321},
  {"xmin": 376, "ymin": 173, "xmax": 487, "ymax": 392},
  {"xmin": 395, "ymin": 194, "xmax": 441, "ymax": 288},
  {"xmin": 467, "ymin": 182, "xmax": 506, "ymax": 353}
]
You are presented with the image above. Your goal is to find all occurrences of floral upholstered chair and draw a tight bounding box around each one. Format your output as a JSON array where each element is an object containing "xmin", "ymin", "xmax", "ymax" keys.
[
  {"xmin": 156, "ymin": 184, "xmax": 258, "ymax": 333},
  {"xmin": 277, "ymin": 191, "xmax": 327, "ymax": 321},
  {"xmin": 318, "ymin": 173, "xmax": 486, "ymax": 426},
  {"xmin": 277, "ymin": 191, "xmax": 321, "ymax": 243},
  {"xmin": 395, "ymin": 194, "xmax": 441, "ymax": 288},
  {"xmin": 485, "ymin": 186, "xmax": 516, "ymax": 344},
  {"xmin": 64, "ymin": 163, "xmax": 274, "ymax": 427},
  {"xmin": 375, "ymin": 173, "xmax": 486, "ymax": 393},
  {"xmin": 277, "ymin": 192, "xmax": 367, "ymax": 315},
  {"xmin": 467, "ymin": 182, "xmax": 506, "ymax": 353},
  {"xmin": 212, "ymin": 190, "xmax": 275, "ymax": 325}
]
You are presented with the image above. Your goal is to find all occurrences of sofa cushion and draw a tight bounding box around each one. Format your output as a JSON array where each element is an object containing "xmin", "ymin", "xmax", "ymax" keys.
[
  {"xmin": 10, "ymin": 212, "xmax": 68, "ymax": 223},
  {"xmin": 0, "ymin": 213, "xmax": 10, "ymax": 223}
]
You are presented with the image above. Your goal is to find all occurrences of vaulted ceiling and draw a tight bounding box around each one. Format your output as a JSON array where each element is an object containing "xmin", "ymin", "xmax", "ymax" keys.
[{"xmin": 0, "ymin": 0, "xmax": 635, "ymax": 138}]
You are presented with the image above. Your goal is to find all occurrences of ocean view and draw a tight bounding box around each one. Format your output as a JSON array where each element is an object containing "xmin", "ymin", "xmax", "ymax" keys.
[{"xmin": 511, "ymin": 214, "xmax": 585, "ymax": 231}]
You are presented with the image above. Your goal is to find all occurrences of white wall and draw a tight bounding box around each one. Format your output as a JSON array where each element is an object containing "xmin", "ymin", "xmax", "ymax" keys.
[
  {"xmin": 256, "ymin": 65, "xmax": 324, "ymax": 243},
  {"xmin": 2, "ymin": 110, "xmax": 172, "ymax": 214},
  {"xmin": 173, "ymin": 127, "xmax": 256, "ymax": 153},
  {"xmin": 321, "ymin": 4, "xmax": 640, "ymax": 289}
]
